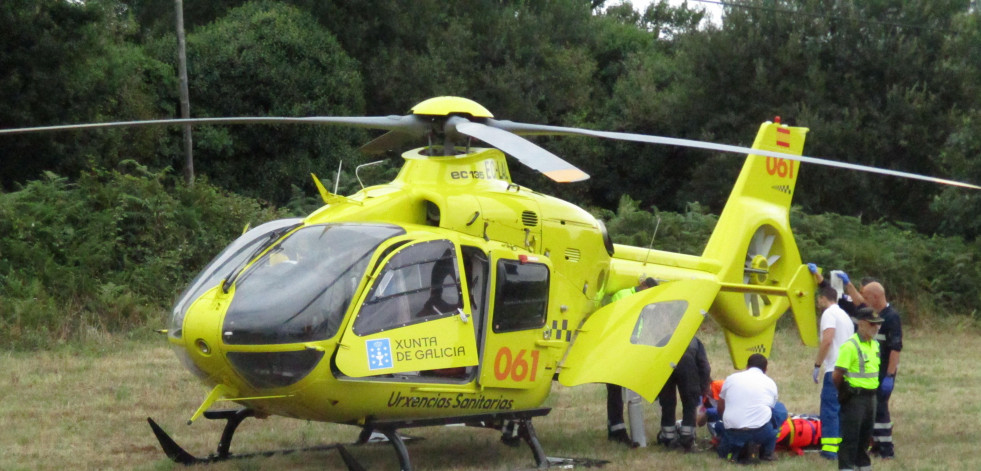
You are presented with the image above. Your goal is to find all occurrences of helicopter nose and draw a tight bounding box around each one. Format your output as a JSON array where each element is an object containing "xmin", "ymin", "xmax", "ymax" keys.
[
  {"xmin": 173, "ymin": 289, "xmax": 236, "ymax": 384},
  {"xmin": 176, "ymin": 287, "xmax": 329, "ymax": 391}
]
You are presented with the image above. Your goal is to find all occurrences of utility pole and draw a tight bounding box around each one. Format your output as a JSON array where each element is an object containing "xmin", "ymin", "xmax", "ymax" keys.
[{"xmin": 175, "ymin": 0, "xmax": 194, "ymax": 186}]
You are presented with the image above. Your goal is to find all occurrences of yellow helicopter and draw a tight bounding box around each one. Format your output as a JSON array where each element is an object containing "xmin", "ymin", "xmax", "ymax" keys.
[{"xmin": 3, "ymin": 96, "xmax": 978, "ymax": 469}]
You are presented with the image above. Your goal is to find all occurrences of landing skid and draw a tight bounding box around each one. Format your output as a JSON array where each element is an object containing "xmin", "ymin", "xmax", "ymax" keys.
[
  {"xmin": 147, "ymin": 414, "xmax": 365, "ymax": 469},
  {"xmin": 149, "ymin": 407, "xmax": 604, "ymax": 470}
]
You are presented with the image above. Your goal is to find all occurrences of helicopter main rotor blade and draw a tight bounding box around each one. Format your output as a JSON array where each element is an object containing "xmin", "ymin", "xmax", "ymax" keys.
[
  {"xmin": 487, "ymin": 119, "xmax": 981, "ymax": 190},
  {"xmin": 0, "ymin": 115, "xmax": 426, "ymax": 135},
  {"xmin": 6, "ymin": 107, "xmax": 977, "ymax": 190},
  {"xmin": 454, "ymin": 120, "xmax": 589, "ymax": 183},
  {"xmin": 360, "ymin": 130, "xmax": 415, "ymax": 154}
]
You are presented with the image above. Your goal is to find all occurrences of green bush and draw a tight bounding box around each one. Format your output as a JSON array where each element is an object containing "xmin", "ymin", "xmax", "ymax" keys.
[
  {"xmin": 791, "ymin": 209, "xmax": 981, "ymax": 324},
  {"xmin": 591, "ymin": 196, "xmax": 717, "ymax": 255},
  {"xmin": 0, "ymin": 165, "xmax": 284, "ymax": 349}
]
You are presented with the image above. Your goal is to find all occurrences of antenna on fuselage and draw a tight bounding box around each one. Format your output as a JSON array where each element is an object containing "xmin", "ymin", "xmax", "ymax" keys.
[
  {"xmin": 356, "ymin": 160, "xmax": 385, "ymax": 190},
  {"xmin": 643, "ymin": 216, "xmax": 662, "ymax": 266},
  {"xmin": 333, "ymin": 160, "xmax": 343, "ymax": 194}
]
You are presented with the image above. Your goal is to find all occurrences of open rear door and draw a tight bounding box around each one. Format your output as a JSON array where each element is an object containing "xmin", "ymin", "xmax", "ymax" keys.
[{"xmin": 558, "ymin": 279, "xmax": 720, "ymax": 402}]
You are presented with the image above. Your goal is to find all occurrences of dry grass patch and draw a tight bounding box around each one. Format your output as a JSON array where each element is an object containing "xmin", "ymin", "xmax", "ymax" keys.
[{"xmin": 0, "ymin": 323, "xmax": 975, "ymax": 470}]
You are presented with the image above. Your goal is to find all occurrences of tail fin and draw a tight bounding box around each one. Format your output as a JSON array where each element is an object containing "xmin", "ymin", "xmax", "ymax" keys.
[{"xmin": 701, "ymin": 120, "xmax": 817, "ymax": 368}]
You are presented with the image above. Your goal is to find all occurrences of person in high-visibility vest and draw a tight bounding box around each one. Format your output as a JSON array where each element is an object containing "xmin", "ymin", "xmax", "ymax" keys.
[
  {"xmin": 605, "ymin": 277, "xmax": 658, "ymax": 446},
  {"xmin": 832, "ymin": 307, "xmax": 883, "ymax": 471}
]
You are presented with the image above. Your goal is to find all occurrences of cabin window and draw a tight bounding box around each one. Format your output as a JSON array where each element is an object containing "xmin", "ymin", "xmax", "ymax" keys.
[
  {"xmin": 492, "ymin": 260, "xmax": 549, "ymax": 332},
  {"xmin": 630, "ymin": 300, "xmax": 688, "ymax": 347},
  {"xmin": 353, "ymin": 240, "xmax": 463, "ymax": 336}
]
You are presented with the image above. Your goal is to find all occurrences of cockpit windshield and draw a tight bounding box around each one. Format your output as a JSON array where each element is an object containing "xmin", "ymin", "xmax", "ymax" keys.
[
  {"xmin": 170, "ymin": 218, "xmax": 303, "ymax": 338},
  {"xmin": 221, "ymin": 223, "xmax": 405, "ymax": 345}
]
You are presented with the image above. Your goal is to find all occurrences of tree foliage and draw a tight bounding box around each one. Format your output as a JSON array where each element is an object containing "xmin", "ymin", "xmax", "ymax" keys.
[
  {"xmin": 146, "ymin": 0, "xmax": 367, "ymax": 203},
  {"xmin": 2, "ymin": 0, "xmax": 981, "ymax": 346},
  {"xmin": 929, "ymin": 10, "xmax": 981, "ymax": 239},
  {"xmin": 0, "ymin": 0, "xmax": 173, "ymax": 187},
  {"xmin": 3, "ymin": 0, "xmax": 980, "ymax": 228},
  {"xmin": 0, "ymin": 166, "xmax": 284, "ymax": 349},
  {"xmin": 611, "ymin": 0, "xmax": 976, "ymax": 224}
]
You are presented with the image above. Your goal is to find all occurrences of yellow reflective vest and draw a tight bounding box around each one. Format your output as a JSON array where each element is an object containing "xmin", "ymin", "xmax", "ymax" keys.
[
  {"xmin": 835, "ymin": 333, "xmax": 880, "ymax": 389},
  {"xmin": 610, "ymin": 287, "xmax": 637, "ymax": 303}
]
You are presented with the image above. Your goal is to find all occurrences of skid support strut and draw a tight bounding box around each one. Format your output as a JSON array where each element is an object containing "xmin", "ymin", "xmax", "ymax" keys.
[
  {"xmin": 383, "ymin": 427, "xmax": 412, "ymax": 471},
  {"xmin": 355, "ymin": 425, "xmax": 414, "ymax": 470},
  {"xmin": 518, "ymin": 419, "xmax": 548, "ymax": 468},
  {"xmin": 208, "ymin": 408, "xmax": 256, "ymax": 459},
  {"xmin": 361, "ymin": 408, "xmax": 553, "ymax": 470}
]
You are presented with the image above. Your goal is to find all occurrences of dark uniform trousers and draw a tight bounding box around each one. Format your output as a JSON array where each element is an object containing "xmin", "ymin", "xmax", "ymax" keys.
[
  {"xmin": 839, "ymin": 390, "xmax": 877, "ymax": 471},
  {"xmin": 607, "ymin": 384, "xmax": 626, "ymax": 434},
  {"xmin": 658, "ymin": 350, "xmax": 701, "ymax": 431},
  {"xmin": 872, "ymin": 372, "xmax": 894, "ymax": 457},
  {"xmin": 657, "ymin": 337, "xmax": 710, "ymax": 447},
  {"xmin": 873, "ymin": 305, "xmax": 901, "ymax": 458}
]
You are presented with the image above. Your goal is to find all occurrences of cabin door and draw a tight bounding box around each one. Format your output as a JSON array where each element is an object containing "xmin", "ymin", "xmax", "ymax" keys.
[{"xmin": 334, "ymin": 237, "xmax": 479, "ymax": 378}]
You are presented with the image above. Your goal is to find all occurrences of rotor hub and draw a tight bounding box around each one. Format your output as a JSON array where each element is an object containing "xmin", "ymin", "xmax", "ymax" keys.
[
  {"xmin": 749, "ymin": 254, "xmax": 769, "ymax": 284},
  {"xmin": 410, "ymin": 96, "xmax": 493, "ymax": 118}
]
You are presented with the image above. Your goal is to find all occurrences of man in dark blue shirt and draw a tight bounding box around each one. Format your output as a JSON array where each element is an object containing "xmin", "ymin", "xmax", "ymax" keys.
[{"xmin": 861, "ymin": 281, "xmax": 902, "ymax": 460}]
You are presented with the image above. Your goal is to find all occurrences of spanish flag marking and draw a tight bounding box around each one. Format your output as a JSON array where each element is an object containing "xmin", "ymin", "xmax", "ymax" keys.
[{"xmin": 776, "ymin": 127, "xmax": 791, "ymax": 148}]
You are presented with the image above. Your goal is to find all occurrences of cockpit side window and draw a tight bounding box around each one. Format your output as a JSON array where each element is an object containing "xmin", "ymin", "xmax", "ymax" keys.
[{"xmin": 353, "ymin": 239, "xmax": 463, "ymax": 336}]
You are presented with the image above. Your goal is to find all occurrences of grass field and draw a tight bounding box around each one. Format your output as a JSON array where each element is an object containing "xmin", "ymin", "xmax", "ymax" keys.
[{"xmin": 1, "ymin": 320, "xmax": 977, "ymax": 471}]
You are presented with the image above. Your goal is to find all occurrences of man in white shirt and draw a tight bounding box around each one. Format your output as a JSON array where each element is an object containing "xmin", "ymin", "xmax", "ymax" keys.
[
  {"xmin": 716, "ymin": 353, "xmax": 779, "ymax": 462},
  {"xmin": 812, "ymin": 283, "xmax": 855, "ymax": 460}
]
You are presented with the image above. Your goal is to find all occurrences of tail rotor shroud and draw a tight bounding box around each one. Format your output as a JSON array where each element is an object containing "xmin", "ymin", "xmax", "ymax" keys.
[{"xmin": 743, "ymin": 225, "xmax": 783, "ymax": 317}]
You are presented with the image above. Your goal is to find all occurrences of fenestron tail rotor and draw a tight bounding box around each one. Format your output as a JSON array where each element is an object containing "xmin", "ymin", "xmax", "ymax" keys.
[
  {"xmin": 743, "ymin": 225, "xmax": 782, "ymax": 317},
  {"xmin": 1, "ymin": 95, "xmax": 979, "ymax": 189}
]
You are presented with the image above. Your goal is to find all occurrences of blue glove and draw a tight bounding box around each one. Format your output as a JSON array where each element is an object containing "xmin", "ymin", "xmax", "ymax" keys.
[
  {"xmin": 812, "ymin": 366, "xmax": 820, "ymax": 384},
  {"xmin": 807, "ymin": 263, "xmax": 818, "ymax": 274},
  {"xmin": 836, "ymin": 271, "xmax": 850, "ymax": 285},
  {"xmin": 881, "ymin": 375, "xmax": 895, "ymax": 394}
]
